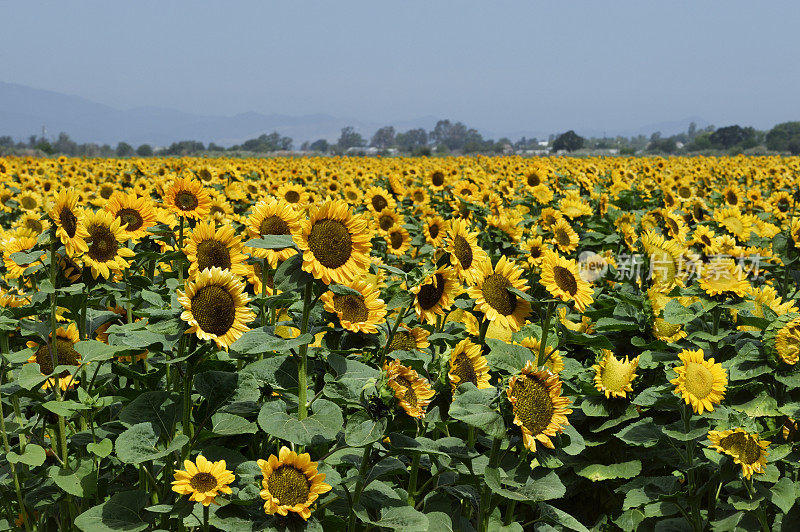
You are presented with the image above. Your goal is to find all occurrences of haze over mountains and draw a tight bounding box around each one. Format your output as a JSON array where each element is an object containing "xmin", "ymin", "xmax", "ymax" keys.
[{"xmin": 0, "ymin": 81, "xmax": 708, "ymax": 147}]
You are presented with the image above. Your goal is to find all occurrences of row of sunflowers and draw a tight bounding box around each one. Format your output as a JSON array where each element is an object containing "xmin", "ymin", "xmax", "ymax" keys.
[{"xmin": 0, "ymin": 154, "xmax": 799, "ymax": 531}]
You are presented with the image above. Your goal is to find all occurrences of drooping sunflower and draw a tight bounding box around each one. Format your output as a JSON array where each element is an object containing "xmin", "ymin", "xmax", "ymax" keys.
[
  {"xmin": 48, "ymin": 189, "xmax": 89, "ymax": 256},
  {"xmin": 468, "ymin": 256, "xmax": 531, "ymax": 332},
  {"xmin": 707, "ymin": 429, "xmax": 769, "ymax": 480},
  {"xmin": 177, "ymin": 267, "xmax": 256, "ymax": 349},
  {"xmin": 25, "ymin": 323, "xmax": 82, "ymax": 391},
  {"xmin": 184, "ymin": 220, "xmax": 249, "ymax": 278},
  {"xmin": 384, "ymin": 359, "xmax": 435, "ymax": 418},
  {"xmin": 257, "ymin": 446, "xmax": 331, "ymax": 520},
  {"xmin": 539, "ymin": 251, "xmax": 595, "ymax": 312},
  {"xmin": 82, "ymin": 210, "xmax": 136, "ymax": 280},
  {"xmin": 518, "ymin": 337, "xmax": 564, "ymax": 374},
  {"xmin": 172, "ymin": 455, "xmax": 235, "ymax": 506},
  {"xmin": 293, "ymin": 199, "xmax": 372, "ymax": 285},
  {"xmin": 592, "ymin": 351, "xmax": 639, "ymax": 399},
  {"xmin": 411, "ymin": 266, "xmax": 459, "ymax": 324},
  {"xmin": 386, "ymin": 324, "xmax": 430, "ymax": 353},
  {"xmin": 670, "ymin": 348, "xmax": 727, "ymax": 415},
  {"xmin": 104, "ymin": 191, "xmax": 156, "ymax": 240},
  {"xmin": 507, "ymin": 361, "xmax": 572, "ymax": 451},
  {"xmin": 320, "ymin": 280, "xmax": 386, "ymax": 334},
  {"xmin": 423, "ymin": 216, "xmax": 447, "ymax": 247},
  {"xmin": 445, "ymin": 218, "xmax": 489, "ymax": 285},
  {"xmin": 246, "ymin": 197, "xmax": 302, "ymax": 268},
  {"xmin": 163, "ymin": 176, "xmax": 212, "ymax": 220},
  {"xmin": 448, "ymin": 338, "xmax": 492, "ymax": 392},
  {"xmin": 558, "ymin": 307, "xmax": 594, "ymax": 334},
  {"xmin": 697, "ymin": 257, "xmax": 750, "ymax": 299}
]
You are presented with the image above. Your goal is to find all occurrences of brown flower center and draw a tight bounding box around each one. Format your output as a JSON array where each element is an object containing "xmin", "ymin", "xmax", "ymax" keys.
[
  {"xmin": 388, "ymin": 331, "xmax": 417, "ymax": 352},
  {"xmin": 59, "ymin": 207, "xmax": 78, "ymax": 238},
  {"xmin": 416, "ymin": 273, "xmax": 446, "ymax": 310},
  {"xmin": 189, "ymin": 472, "xmax": 218, "ymax": 492},
  {"xmin": 389, "ymin": 230, "xmax": 404, "ymax": 250},
  {"xmin": 35, "ymin": 339, "xmax": 80, "ymax": 375},
  {"xmin": 191, "ymin": 285, "xmax": 236, "ymax": 336},
  {"xmin": 117, "ymin": 208, "xmax": 144, "ymax": 231},
  {"xmin": 431, "ymin": 171, "xmax": 444, "ymax": 187},
  {"xmin": 267, "ymin": 466, "xmax": 311, "ymax": 507},
  {"xmin": 175, "ymin": 191, "xmax": 199, "ymax": 211},
  {"xmin": 511, "ymin": 376, "xmax": 554, "ymax": 435},
  {"xmin": 452, "ymin": 235, "xmax": 473, "ymax": 270},
  {"xmin": 451, "ymin": 351, "xmax": 478, "ymax": 387},
  {"xmin": 379, "ymin": 215, "xmax": 395, "ymax": 231},
  {"xmin": 307, "ymin": 219, "xmax": 352, "ymax": 269},
  {"xmin": 196, "ymin": 240, "xmax": 232, "ymax": 271},
  {"xmin": 553, "ymin": 266, "xmax": 578, "ymax": 296},
  {"xmin": 333, "ymin": 294, "xmax": 369, "ymax": 323},
  {"xmin": 87, "ymin": 224, "xmax": 119, "ymax": 262},
  {"xmin": 285, "ymin": 190, "xmax": 301, "ymax": 203},
  {"xmin": 371, "ymin": 195, "xmax": 388, "ymax": 212},
  {"xmin": 482, "ymin": 273, "xmax": 517, "ymax": 316}
]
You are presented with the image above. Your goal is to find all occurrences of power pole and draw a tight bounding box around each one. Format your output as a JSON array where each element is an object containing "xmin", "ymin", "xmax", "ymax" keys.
[{"xmin": 41, "ymin": 125, "xmax": 47, "ymax": 141}]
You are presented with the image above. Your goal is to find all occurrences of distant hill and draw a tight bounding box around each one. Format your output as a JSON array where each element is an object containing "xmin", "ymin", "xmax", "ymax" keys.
[{"xmin": 0, "ymin": 81, "xmax": 707, "ymax": 147}]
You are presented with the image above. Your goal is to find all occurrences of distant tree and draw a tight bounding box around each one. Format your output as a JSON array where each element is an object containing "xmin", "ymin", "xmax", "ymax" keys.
[
  {"xmin": 709, "ymin": 125, "xmax": 755, "ymax": 150},
  {"xmin": 686, "ymin": 132, "xmax": 713, "ymax": 151},
  {"xmin": 116, "ymin": 142, "xmax": 135, "ymax": 157},
  {"xmin": 163, "ymin": 140, "xmax": 205, "ymax": 156},
  {"xmin": 337, "ymin": 127, "xmax": 366, "ymax": 150},
  {"xmin": 136, "ymin": 144, "xmax": 154, "ymax": 156},
  {"xmin": 687, "ymin": 122, "xmax": 697, "ymax": 139},
  {"xmin": 395, "ymin": 128, "xmax": 428, "ymax": 152},
  {"xmin": 207, "ymin": 142, "xmax": 224, "ymax": 152},
  {"xmin": 647, "ymin": 137, "xmax": 678, "ymax": 154},
  {"xmin": 552, "ymin": 130, "xmax": 585, "ymax": 152},
  {"xmin": 0, "ymin": 136, "xmax": 13, "ymax": 147},
  {"xmin": 309, "ymin": 139, "xmax": 329, "ymax": 152},
  {"xmin": 370, "ymin": 126, "xmax": 396, "ymax": 149},
  {"xmin": 35, "ymin": 140, "xmax": 54, "ymax": 154},
  {"xmin": 52, "ymin": 133, "xmax": 78, "ymax": 155},
  {"xmin": 766, "ymin": 122, "xmax": 800, "ymax": 152},
  {"xmin": 299, "ymin": 141, "xmax": 310, "ymax": 151},
  {"xmin": 430, "ymin": 120, "xmax": 471, "ymax": 151},
  {"xmin": 241, "ymin": 132, "xmax": 293, "ymax": 152},
  {"xmin": 788, "ymin": 138, "xmax": 800, "ymax": 156}
]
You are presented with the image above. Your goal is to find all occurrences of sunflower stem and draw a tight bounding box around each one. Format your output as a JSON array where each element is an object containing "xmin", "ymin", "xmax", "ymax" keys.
[
  {"xmin": 478, "ymin": 437, "xmax": 502, "ymax": 532},
  {"xmin": 297, "ymin": 281, "xmax": 314, "ymax": 421},
  {"xmin": 381, "ymin": 300, "xmax": 413, "ymax": 364},
  {"xmin": 680, "ymin": 404, "xmax": 702, "ymax": 532},
  {"xmin": 177, "ymin": 216, "xmax": 185, "ymax": 283},
  {"xmin": 260, "ymin": 259, "xmax": 269, "ymax": 328},
  {"xmin": 48, "ymin": 237, "xmax": 69, "ymax": 469},
  {"xmin": 538, "ymin": 301, "xmax": 556, "ymax": 369},
  {"xmin": 0, "ymin": 356, "xmax": 32, "ymax": 532},
  {"xmin": 407, "ymin": 453, "xmax": 421, "ymax": 506},
  {"xmin": 202, "ymin": 504, "xmax": 210, "ymax": 532},
  {"xmin": 347, "ymin": 442, "xmax": 373, "ymax": 532},
  {"xmin": 744, "ymin": 478, "xmax": 769, "ymax": 532}
]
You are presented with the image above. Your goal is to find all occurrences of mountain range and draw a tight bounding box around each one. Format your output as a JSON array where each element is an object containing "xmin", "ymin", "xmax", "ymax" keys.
[{"xmin": 0, "ymin": 81, "xmax": 708, "ymax": 147}]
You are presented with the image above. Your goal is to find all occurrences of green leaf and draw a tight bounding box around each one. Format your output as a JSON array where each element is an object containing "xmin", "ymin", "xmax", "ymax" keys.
[
  {"xmin": 14, "ymin": 362, "xmax": 47, "ymax": 390},
  {"xmin": 210, "ymin": 413, "xmax": 257, "ymax": 436},
  {"xmin": 41, "ymin": 399, "xmax": 90, "ymax": 417},
  {"xmin": 74, "ymin": 340, "xmax": 126, "ymax": 363},
  {"xmin": 359, "ymin": 505, "xmax": 428, "ymax": 531},
  {"xmin": 87, "ymin": 438, "xmax": 113, "ymax": 459},
  {"xmin": 484, "ymin": 467, "xmax": 566, "ymax": 502},
  {"xmin": 561, "ymin": 424, "xmax": 585, "ymax": 456},
  {"xmin": 770, "ymin": 477, "xmax": 796, "ymax": 514},
  {"xmin": 328, "ymin": 284, "xmax": 362, "ymax": 297},
  {"xmin": 257, "ymin": 399, "xmax": 342, "ymax": 446},
  {"xmin": 115, "ymin": 423, "xmax": 188, "ymax": 465},
  {"xmin": 486, "ymin": 338, "xmax": 537, "ymax": 373},
  {"xmin": 230, "ymin": 328, "xmax": 313, "ymax": 355},
  {"xmin": 242, "ymin": 355, "xmax": 299, "ymax": 390},
  {"xmin": 325, "ymin": 353, "xmax": 379, "ymax": 402},
  {"xmin": 245, "ymin": 235, "xmax": 297, "ymax": 249},
  {"xmin": 616, "ymin": 418, "xmax": 661, "ymax": 447},
  {"xmin": 274, "ymin": 254, "xmax": 313, "ymax": 291},
  {"xmin": 50, "ymin": 460, "xmax": 96, "ymax": 497},
  {"xmin": 576, "ymin": 460, "xmax": 642, "ymax": 481},
  {"xmin": 661, "ymin": 299, "xmax": 697, "ymax": 325},
  {"xmin": 539, "ymin": 503, "xmax": 590, "ymax": 532},
  {"xmin": 733, "ymin": 393, "xmax": 781, "ymax": 417},
  {"xmin": 344, "ymin": 411, "xmax": 387, "ymax": 447},
  {"xmin": 75, "ymin": 490, "xmax": 150, "ymax": 532},
  {"xmin": 118, "ymin": 391, "xmax": 181, "ymax": 436},
  {"xmin": 7, "ymin": 444, "xmax": 46, "ymax": 467},
  {"xmin": 449, "ymin": 384, "xmax": 505, "ymax": 439}
]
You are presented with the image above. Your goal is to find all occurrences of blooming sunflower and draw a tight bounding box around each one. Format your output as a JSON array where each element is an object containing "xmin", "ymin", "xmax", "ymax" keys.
[
  {"xmin": 411, "ymin": 266, "xmax": 459, "ymax": 324},
  {"xmin": 246, "ymin": 197, "xmax": 302, "ymax": 268},
  {"xmin": 48, "ymin": 189, "xmax": 89, "ymax": 256},
  {"xmin": 25, "ymin": 323, "xmax": 82, "ymax": 391},
  {"xmin": 423, "ymin": 216, "xmax": 447, "ymax": 247},
  {"xmin": 468, "ymin": 256, "xmax": 531, "ymax": 332},
  {"xmin": 774, "ymin": 316, "xmax": 800, "ymax": 365},
  {"xmin": 172, "ymin": 455, "xmax": 235, "ymax": 506},
  {"xmin": 539, "ymin": 251, "xmax": 594, "ymax": 312},
  {"xmin": 448, "ymin": 338, "xmax": 491, "ymax": 392},
  {"xmin": 293, "ymin": 199, "xmax": 372, "ymax": 285},
  {"xmin": 14, "ymin": 211, "xmax": 50, "ymax": 236},
  {"xmin": 707, "ymin": 429, "xmax": 769, "ymax": 480},
  {"xmin": 374, "ymin": 208, "xmax": 403, "ymax": 234},
  {"xmin": 698, "ymin": 257, "xmax": 750, "ymax": 299},
  {"xmin": 104, "ymin": 191, "xmax": 156, "ymax": 240},
  {"xmin": 364, "ymin": 186, "xmax": 397, "ymax": 214},
  {"xmin": 507, "ymin": 361, "xmax": 572, "ymax": 451},
  {"xmin": 523, "ymin": 235, "xmax": 548, "ymax": 269},
  {"xmin": 518, "ymin": 337, "xmax": 564, "ymax": 374},
  {"xmin": 384, "ymin": 359, "xmax": 435, "ymax": 418},
  {"xmin": 445, "ymin": 219, "xmax": 489, "ymax": 285},
  {"xmin": 385, "ymin": 226, "xmax": 411, "ymax": 256},
  {"xmin": 82, "ymin": 210, "xmax": 136, "ymax": 280},
  {"xmin": 321, "ymin": 280, "xmax": 386, "ymax": 334},
  {"xmin": 184, "ymin": 220, "xmax": 249, "ymax": 278},
  {"xmin": 163, "ymin": 176, "xmax": 211, "ymax": 220},
  {"xmin": 592, "ymin": 351, "xmax": 639, "ymax": 399},
  {"xmin": 177, "ymin": 267, "xmax": 256, "ymax": 349},
  {"xmin": 3, "ymin": 233, "xmax": 42, "ymax": 280},
  {"xmin": 670, "ymin": 348, "xmax": 727, "ymax": 415},
  {"xmin": 641, "ymin": 230, "xmax": 686, "ymax": 289},
  {"xmin": 257, "ymin": 446, "xmax": 331, "ymax": 520},
  {"xmin": 551, "ymin": 218, "xmax": 579, "ymax": 253},
  {"xmin": 386, "ymin": 324, "xmax": 430, "ymax": 353},
  {"xmin": 276, "ymin": 183, "xmax": 309, "ymax": 208}
]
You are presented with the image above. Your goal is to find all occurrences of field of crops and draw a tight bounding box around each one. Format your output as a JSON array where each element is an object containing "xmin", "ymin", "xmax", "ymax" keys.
[{"xmin": 0, "ymin": 154, "xmax": 799, "ymax": 531}]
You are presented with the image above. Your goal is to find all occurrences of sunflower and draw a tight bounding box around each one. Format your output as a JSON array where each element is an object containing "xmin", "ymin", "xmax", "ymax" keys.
[
  {"xmin": 293, "ymin": 199, "xmax": 372, "ymax": 285},
  {"xmin": 407, "ymin": 186, "xmax": 430, "ymax": 206},
  {"xmin": 104, "ymin": 191, "xmax": 156, "ymax": 240},
  {"xmin": 507, "ymin": 361, "xmax": 572, "ymax": 452},
  {"xmin": 592, "ymin": 351, "xmax": 639, "ymax": 399},
  {"xmin": 82, "ymin": 210, "xmax": 136, "ymax": 280},
  {"xmin": 48, "ymin": 189, "xmax": 89, "ymax": 256},
  {"xmin": 246, "ymin": 197, "xmax": 302, "ymax": 268},
  {"xmin": 364, "ymin": 186, "xmax": 397, "ymax": 214},
  {"xmin": 386, "ymin": 324, "xmax": 430, "ymax": 353},
  {"xmin": 25, "ymin": 323, "xmax": 82, "ymax": 391},
  {"xmin": 423, "ymin": 216, "xmax": 447, "ymax": 247},
  {"xmin": 374, "ymin": 208, "xmax": 403, "ymax": 234},
  {"xmin": 17, "ymin": 190, "xmax": 42, "ymax": 211},
  {"xmin": 774, "ymin": 317, "xmax": 800, "ymax": 365},
  {"xmin": 559, "ymin": 196, "xmax": 593, "ymax": 219},
  {"xmin": 384, "ymin": 359, "xmax": 435, "ymax": 418},
  {"xmin": 184, "ymin": 220, "xmax": 249, "ymax": 278},
  {"xmin": 411, "ymin": 266, "xmax": 459, "ymax": 324},
  {"xmin": 539, "ymin": 251, "xmax": 594, "ymax": 312},
  {"xmin": 670, "ymin": 348, "xmax": 727, "ymax": 415},
  {"xmin": 516, "ymin": 337, "xmax": 564, "ymax": 373},
  {"xmin": 247, "ymin": 262, "xmax": 276, "ymax": 297},
  {"xmin": 384, "ymin": 226, "xmax": 411, "ymax": 256},
  {"xmin": 707, "ymin": 429, "xmax": 769, "ymax": 480},
  {"xmin": 172, "ymin": 455, "xmax": 235, "ymax": 506},
  {"xmin": 3, "ymin": 233, "xmax": 42, "ymax": 280},
  {"xmin": 468, "ymin": 256, "xmax": 531, "ymax": 332},
  {"xmin": 276, "ymin": 183, "xmax": 309, "ymax": 208},
  {"xmin": 713, "ymin": 206, "xmax": 753, "ymax": 242},
  {"xmin": 177, "ymin": 267, "xmax": 256, "ymax": 349},
  {"xmin": 652, "ymin": 317, "xmax": 687, "ymax": 343},
  {"xmin": 321, "ymin": 280, "xmax": 386, "ymax": 334},
  {"xmin": 163, "ymin": 176, "xmax": 211, "ymax": 220},
  {"xmin": 522, "ymin": 235, "xmax": 548, "ymax": 268},
  {"xmin": 445, "ymin": 219, "xmax": 489, "ymax": 285},
  {"xmin": 257, "ymin": 446, "xmax": 331, "ymax": 520},
  {"xmin": 558, "ymin": 307, "xmax": 594, "ymax": 334},
  {"xmin": 641, "ymin": 230, "xmax": 686, "ymax": 289},
  {"xmin": 14, "ymin": 211, "xmax": 50, "ymax": 236},
  {"xmin": 697, "ymin": 257, "xmax": 750, "ymax": 299},
  {"xmin": 428, "ymin": 169, "xmax": 447, "ymax": 190},
  {"xmin": 448, "ymin": 339, "xmax": 491, "ymax": 392},
  {"xmin": 550, "ymin": 218, "xmax": 579, "ymax": 254}
]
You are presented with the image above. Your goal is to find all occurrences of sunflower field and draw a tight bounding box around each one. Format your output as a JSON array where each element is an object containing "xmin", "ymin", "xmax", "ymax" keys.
[{"xmin": 0, "ymin": 154, "xmax": 799, "ymax": 531}]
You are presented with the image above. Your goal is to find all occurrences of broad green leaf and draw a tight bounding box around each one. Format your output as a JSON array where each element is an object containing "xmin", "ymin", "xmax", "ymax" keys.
[
  {"xmin": 359, "ymin": 505, "xmax": 428, "ymax": 531},
  {"xmin": 50, "ymin": 460, "xmax": 96, "ymax": 497},
  {"xmin": 14, "ymin": 362, "xmax": 47, "ymax": 390},
  {"xmin": 118, "ymin": 391, "xmax": 181, "ymax": 435},
  {"xmin": 733, "ymin": 393, "xmax": 781, "ymax": 417},
  {"xmin": 245, "ymin": 235, "xmax": 297, "ymax": 249},
  {"xmin": 770, "ymin": 477, "xmax": 796, "ymax": 514},
  {"xmin": 257, "ymin": 399, "xmax": 342, "ymax": 446},
  {"xmin": 75, "ymin": 490, "xmax": 150, "ymax": 532},
  {"xmin": 87, "ymin": 438, "xmax": 113, "ymax": 458},
  {"xmin": 230, "ymin": 328, "xmax": 313, "ymax": 355},
  {"xmin": 484, "ymin": 467, "xmax": 566, "ymax": 502},
  {"xmin": 115, "ymin": 423, "xmax": 188, "ymax": 465},
  {"xmin": 7, "ymin": 444, "xmax": 46, "ymax": 467},
  {"xmin": 577, "ymin": 460, "xmax": 642, "ymax": 481},
  {"xmin": 210, "ymin": 413, "xmax": 257, "ymax": 436},
  {"xmin": 74, "ymin": 340, "xmax": 126, "ymax": 363},
  {"xmin": 344, "ymin": 411, "xmax": 387, "ymax": 447},
  {"xmin": 449, "ymin": 384, "xmax": 505, "ymax": 439},
  {"xmin": 616, "ymin": 418, "xmax": 661, "ymax": 447},
  {"xmin": 325, "ymin": 353, "xmax": 379, "ymax": 402},
  {"xmin": 539, "ymin": 503, "xmax": 590, "ymax": 532}
]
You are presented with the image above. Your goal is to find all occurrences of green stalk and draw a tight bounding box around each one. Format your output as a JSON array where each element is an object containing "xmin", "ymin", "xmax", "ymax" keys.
[
  {"xmin": 538, "ymin": 301, "xmax": 556, "ymax": 368},
  {"xmin": 347, "ymin": 443, "xmax": 373, "ymax": 532},
  {"xmin": 202, "ymin": 504, "xmax": 210, "ymax": 532},
  {"xmin": 48, "ymin": 238, "xmax": 69, "ymax": 468},
  {"xmin": 407, "ymin": 453, "xmax": 421, "ymax": 506},
  {"xmin": 478, "ymin": 438, "xmax": 502, "ymax": 532},
  {"xmin": 260, "ymin": 259, "xmax": 269, "ymax": 328},
  {"xmin": 381, "ymin": 300, "xmax": 413, "ymax": 364},
  {"xmin": 681, "ymin": 404, "xmax": 701, "ymax": 532},
  {"xmin": 744, "ymin": 478, "xmax": 769, "ymax": 532},
  {"xmin": 177, "ymin": 216, "xmax": 185, "ymax": 283},
  {"xmin": 0, "ymin": 359, "xmax": 32, "ymax": 531},
  {"xmin": 297, "ymin": 281, "xmax": 314, "ymax": 420}
]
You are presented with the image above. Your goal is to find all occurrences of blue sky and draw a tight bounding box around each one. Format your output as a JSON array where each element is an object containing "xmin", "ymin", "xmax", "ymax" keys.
[{"xmin": 3, "ymin": 1, "xmax": 799, "ymax": 134}]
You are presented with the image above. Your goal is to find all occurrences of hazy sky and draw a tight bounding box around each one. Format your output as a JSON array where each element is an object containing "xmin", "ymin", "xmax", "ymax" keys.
[{"xmin": 3, "ymin": 1, "xmax": 799, "ymax": 134}]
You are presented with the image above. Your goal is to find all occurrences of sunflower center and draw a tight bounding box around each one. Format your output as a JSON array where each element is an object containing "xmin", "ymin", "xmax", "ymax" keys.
[
  {"xmin": 117, "ymin": 208, "xmax": 144, "ymax": 231},
  {"xmin": 307, "ymin": 219, "xmax": 352, "ymax": 269},
  {"xmin": 678, "ymin": 186, "xmax": 692, "ymax": 199},
  {"xmin": 379, "ymin": 215, "xmax": 395, "ymax": 231},
  {"xmin": 529, "ymin": 245, "xmax": 542, "ymax": 259},
  {"xmin": 396, "ymin": 376, "xmax": 418, "ymax": 407},
  {"xmin": 726, "ymin": 191, "xmax": 737, "ymax": 205},
  {"xmin": 416, "ymin": 273, "xmax": 446, "ymax": 310},
  {"xmin": 371, "ymin": 195, "xmax": 388, "ymax": 212},
  {"xmin": 20, "ymin": 196, "xmax": 37, "ymax": 209},
  {"xmin": 389, "ymin": 230, "xmax": 404, "ymax": 250},
  {"xmin": 333, "ymin": 294, "xmax": 369, "ymax": 323},
  {"xmin": 197, "ymin": 240, "xmax": 233, "ymax": 271},
  {"xmin": 553, "ymin": 266, "xmax": 578, "ymax": 295},
  {"xmin": 175, "ymin": 191, "xmax": 199, "ymax": 211},
  {"xmin": 191, "ymin": 285, "xmax": 236, "ymax": 336},
  {"xmin": 59, "ymin": 207, "xmax": 78, "ymax": 238},
  {"xmin": 100, "ymin": 185, "xmax": 114, "ymax": 199},
  {"xmin": 285, "ymin": 190, "xmax": 301, "ymax": 203},
  {"xmin": 684, "ymin": 362, "xmax": 714, "ymax": 399},
  {"xmin": 555, "ymin": 228, "xmax": 572, "ymax": 247},
  {"xmin": 388, "ymin": 331, "xmax": 417, "ymax": 352},
  {"xmin": 267, "ymin": 466, "xmax": 311, "ymax": 507},
  {"xmin": 482, "ymin": 273, "xmax": 517, "ymax": 316},
  {"xmin": 260, "ymin": 215, "xmax": 290, "ymax": 237},
  {"xmin": 527, "ymin": 173, "xmax": 541, "ymax": 187},
  {"xmin": 666, "ymin": 218, "xmax": 679, "ymax": 236},
  {"xmin": 189, "ymin": 472, "xmax": 218, "ymax": 492},
  {"xmin": 34, "ymin": 339, "xmax": 80, "ymax": 375},
  {"xmin": 413, "ymin": 191, "xmax": 425, "ymax": 202},
  {"xmin": 431, "ymin": 172, "xmax": 444, "ymax": 187},
  {"xmin": 87, "ymin": 224, "xmax": 119, "ymax": 262},
  {"xmin": 451, "ymin": 351, "xmax": 478, "ymax": 387},
  {"xmin": 429, "ymin": 224, "xmax": 440, "ymax": 239},
  {"xmin": 512, "ymin": 376, "xmax": 554, "ymax": 435},
  {"xmin": 722, "ymin": 217, "xmax": 743, "ymax": 235},
  {"xmin": 719, "ymin": 431, "xmax": 747, "ymax": 456},
  {"xmin": 777, "ymin": 198, "xmax": 790, "ymax": 212},
  {"xmin": 452, "ymin": 235, "xmax": 473, "ymax": 270},
  {"xmin": 25, "ymin": 218, "xmax": 43, "ymax": 233},
  {"xmin": 600, "ymin": 357, "xmax": 630, "ymax": 392}
]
